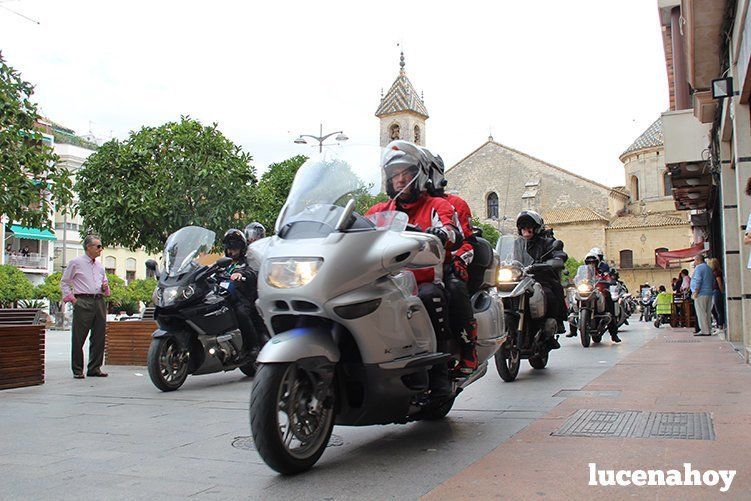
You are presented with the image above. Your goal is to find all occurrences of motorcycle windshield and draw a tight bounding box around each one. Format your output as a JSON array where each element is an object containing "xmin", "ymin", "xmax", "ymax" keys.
[
  {"xmin": 574, "ymin": 264, "xmax": 595, "ymax": 285},
  {"xmin": 163, "ymin": 226, "xmax": 216, "ymax": 277},
  {"xmin": 495, "ymin": 235, "xmax": 533, "ymax": 267},
  {"xmin": 276, "ymin": 146, "xmax": 407, "ymax": 234}
]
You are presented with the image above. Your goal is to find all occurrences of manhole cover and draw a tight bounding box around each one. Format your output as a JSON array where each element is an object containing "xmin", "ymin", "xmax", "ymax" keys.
[
  {"xmin": 553, "ymin": 410, "xmax": 715, "ymax": 440},
  {"xmin": 232, "ymin": 434, "xmax": 344, "ymax": 451},
  {"xmin": 553, "ymin": 390, "xmax": 621, "ymax": 398},
  {"xmin": 665, "ymin": 338, "xmax": 701, "ymax": 343}
]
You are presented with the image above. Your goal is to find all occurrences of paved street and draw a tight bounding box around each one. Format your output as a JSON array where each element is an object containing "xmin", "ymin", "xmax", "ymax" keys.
[{"xmin": 0, "ymin": 323, "xmax": 660, "ymax": 500}]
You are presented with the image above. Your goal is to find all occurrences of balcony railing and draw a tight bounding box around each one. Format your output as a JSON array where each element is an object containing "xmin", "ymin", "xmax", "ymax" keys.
[{"xmin": 4, "ymin": 253, "xmax": 48, "ymax": 270}]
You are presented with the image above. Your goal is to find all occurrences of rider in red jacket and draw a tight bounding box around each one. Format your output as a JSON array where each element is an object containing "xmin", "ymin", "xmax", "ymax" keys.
[{"xmin": 366, "ymin": 140, "xmax": 462, "ymax": 396}]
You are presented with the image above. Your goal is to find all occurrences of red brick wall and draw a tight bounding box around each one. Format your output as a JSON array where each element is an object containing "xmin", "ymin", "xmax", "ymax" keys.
[{"xmin": 662, "ymin": 25, "xmax": 676, "ymax": 111}]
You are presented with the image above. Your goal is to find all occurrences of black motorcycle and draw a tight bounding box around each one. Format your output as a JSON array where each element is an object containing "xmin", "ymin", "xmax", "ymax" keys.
[
  {"xmin": 494, "ymin": 235, "xmax": 558, "ymax": 382},
  {"xmin": 145, "ymin": 226, "xmax": 263, "ymax": 391}
]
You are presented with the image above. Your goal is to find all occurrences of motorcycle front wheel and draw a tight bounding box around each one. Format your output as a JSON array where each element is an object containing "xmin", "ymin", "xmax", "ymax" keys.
[
  {"xmin": 147, "ymin": 337, "xmax": 189, "ymax": 392},
  {"xmin": 250, "ymin": 362, "xmax": 336, "ymax": 475},
  {"xmin": 495, "ymin": 343, "xmax": 521, "ymax": 382},
  {"xmin": 578, "ymin": 309, "xmax": 591, "ymax": 348}
]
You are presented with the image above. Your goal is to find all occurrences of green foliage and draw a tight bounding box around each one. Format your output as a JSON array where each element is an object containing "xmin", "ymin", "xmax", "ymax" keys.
[
  {"xmin": 127, "ymin": 278, "xmax": 158, "ymax": 305},
  {"xmin": 34, "ymin": 271, "xmax": 62, "ymax": 306},
  {"xmin": 106, "ymin": 273, "xmax": 128, "ymax": 308},
  {"xmin": 472, "ymin": 220, "xmax": 500, "ymax": 248},
  {"xmin": 19, "ymin": 299, "xmax": 46, "ymax": 309},
  {"xmin": 563, "ymin": 257, "xmax": 583, "ymax": 284},
  {"xmin": 354, "ymin": 192, "xmax": 389, "ymax": 216},
  {"xmin": 0, "ymin": 52, "xmax": 74, "ymax": 229},
  {"xmin": 76, "ymin": 116, "xmax": 256, "ymax": 253},
  {"xmin": 113, "ymin": 299, "xmax": 139, "ymax": 315},
  {"xmin": 251, "ymin": 155, "xmax": 307, "ymax": 232},
  {"xmin": 0, "ymin": 264, "xmax": 35, "ymax": 307}
]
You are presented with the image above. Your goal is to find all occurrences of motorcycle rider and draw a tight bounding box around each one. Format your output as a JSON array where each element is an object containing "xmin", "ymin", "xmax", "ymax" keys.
[
  {"xmin": 221, "ymin": 229, "xmax": 266, "ymax": 353},
  {"xmin": 516, "ymin": 210, "xmax": 567, "ymax": 349},
  {"xmin": 566, "ymin": 252, "xmax": 601, "ymax": 337},
  {"xmin": 366, "ymin": 140, "xmax": 462, "ymax": 395},
  {"xmin": 590, "ymin": 247, "xmax": 611, "ymax": 276},
  {"xmin": 421, "ymin": 147, "xmax": 478, "ymax": 374},
  {"xmin": 587, "ymin": 249, "xmax": 621, "ymax": 343}
]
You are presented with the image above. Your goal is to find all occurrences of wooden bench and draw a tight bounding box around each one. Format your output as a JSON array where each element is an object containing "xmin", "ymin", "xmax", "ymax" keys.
[
  {"xmin": 105, "ymin": 320, "xmax": 157, "ymax": 366},
  {"xmin": 0, "ymin": 309, "xmax": 45, "ymax": 390}
]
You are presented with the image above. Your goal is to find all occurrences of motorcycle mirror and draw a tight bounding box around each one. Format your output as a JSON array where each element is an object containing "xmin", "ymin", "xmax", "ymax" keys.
[{"xmin": 215, "ymin": 256, "xmax": 233, "ymax": 269}]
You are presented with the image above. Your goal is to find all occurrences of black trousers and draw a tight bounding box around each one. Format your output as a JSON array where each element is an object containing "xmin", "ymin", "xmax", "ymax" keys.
[
  {"xmin": 418, "ymin": 282, "xmax": 450, "ymax": 344},
  {"xmin": 71, "ymin": 296, "xmax": 106, "ymax": 375},
  {"xmin": 234, "ymin": 300, "xmax": 266, "ymax": 350},
  {"xmin": 538, "ymin": 279, "xmax": 567, "ymax": 322},
  {"xmin": 444, "ymin": 274, "xmax": 476, "ymax": 347}
]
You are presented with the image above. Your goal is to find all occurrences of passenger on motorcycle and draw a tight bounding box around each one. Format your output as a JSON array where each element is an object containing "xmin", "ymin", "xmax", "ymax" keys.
[
  {"xmin": 421, "ymin": 147, "xmax": 478, "ymax": 374},
  {"xmin": 586, "ymin": 249, "xmax": 621, "ymax": 343},
  {"xmin": 221, "ymin": 229, "xmax": 267, "ymax": 353},
  {"xmin": 516, "ymin": 210, "xmax": 567, "ymax": 349},
  {"xmin": 366, "ymin": 140, "xmax": 462, "ymax": 395}
]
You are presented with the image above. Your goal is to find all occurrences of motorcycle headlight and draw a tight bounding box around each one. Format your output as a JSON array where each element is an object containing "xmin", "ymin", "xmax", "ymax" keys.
[
  {"xmin": 266, "ymin": 258, "xmax": 323, "ymax": 289},
  {"xmin": 497, "ymin": 266, "xmax": 521, "ymax": 283},
  {"xmin": 577, "ymin": 283, "xmax": 592, "ymax": 294},
  {"xmin": 161, "ymin": 286, "xmax": 180, "ymax": 307}
]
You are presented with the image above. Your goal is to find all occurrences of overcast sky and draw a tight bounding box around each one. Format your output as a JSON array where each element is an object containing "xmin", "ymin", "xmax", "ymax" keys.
[{"xmin": 1, "ymin": 0, "xmax": 668, "ymax": 186}]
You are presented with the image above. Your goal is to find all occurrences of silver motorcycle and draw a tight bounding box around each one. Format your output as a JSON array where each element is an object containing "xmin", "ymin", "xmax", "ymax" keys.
[{"xmin": 248, "ymin": 148, "xmax": 505, "ymax": 474}]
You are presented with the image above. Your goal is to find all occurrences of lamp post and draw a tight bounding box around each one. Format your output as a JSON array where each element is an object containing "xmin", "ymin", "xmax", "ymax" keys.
[{"xmin": 293, "ymin": 123, "xmax": 348, "ymax": 153}]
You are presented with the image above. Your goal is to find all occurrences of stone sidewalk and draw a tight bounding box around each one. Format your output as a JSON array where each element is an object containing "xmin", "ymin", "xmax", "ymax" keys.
[{"xmin": 425, "ymin": 328, "xmax": 751, "ymax": 500}]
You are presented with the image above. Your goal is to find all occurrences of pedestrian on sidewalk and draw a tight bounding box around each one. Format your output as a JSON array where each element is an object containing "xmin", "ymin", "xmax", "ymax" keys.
[
  {"xmin": 707, "ymin": 257, "xmax": 725, "ymax": 331},
  {"xmin": 60, "ymin": 235, "xmax": 110, "ymax": 379},
  {"xmin": 690, "ymin": 254, "xmax": 714, "ymax": 336}
]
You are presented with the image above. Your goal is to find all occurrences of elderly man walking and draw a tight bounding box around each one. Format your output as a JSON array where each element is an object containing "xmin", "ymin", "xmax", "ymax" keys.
[
  {"xmin": 690, "ymin": 254, "xmax": 714, "ymax": 336},
  {"xmin": 60, "ymin": 235, "xmax": 110, "ymax": 379}
]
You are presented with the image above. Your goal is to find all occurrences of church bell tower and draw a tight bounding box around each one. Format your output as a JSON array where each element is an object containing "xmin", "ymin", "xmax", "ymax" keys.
[{"xmin": 375, "ymin": 52, "xmax": 429, "ymax": 147}]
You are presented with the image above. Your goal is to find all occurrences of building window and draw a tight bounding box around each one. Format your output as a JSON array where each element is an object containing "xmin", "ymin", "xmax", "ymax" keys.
[
  {"xmin": 104, "ymin": 256, "xmax": 116, "ymax": 276},
  {"xmin": 414, "ymin": 125, "xmax": 421, "ymax": 143},
  {"xmin": 125, "ymin": 258, "xmax": 137, "ymax": 284},
  {"xmin": 663, "ymin": 172, "xmax": 672, "ymax": 196},
  {"xmin": 620, "ymin": 249, "xmax": 633, "ymax": 269},
  {"xmin": 630, "ymin": 175, "xmax": 640, "ymax": 201},
  {"xmin": 389, "ymin": 123, "xmax": 400, "ymax": 140},
  {"xmin": 486, "ymin": 192, "xmax": 499, "ymax": 219}
]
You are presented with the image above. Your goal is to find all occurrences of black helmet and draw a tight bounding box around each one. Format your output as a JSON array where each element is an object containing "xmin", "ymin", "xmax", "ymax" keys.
[
  {"xmin": 382, "ymin": 140, "xmax": 430, "ymax": 203},
  {"xmin": 516, "ymin": 210, "xmax": 544, "ymax": 235},
  {"xmin": 421, "ymin": 146, "xmax": 448, "ymax": 196},
  {"xmin": 244, "ymin": 222, "xmax": 266, "ymax": 244},
  {"xmin": 222, "ymin": 229, "xmax": 247, "ymax": 257}
]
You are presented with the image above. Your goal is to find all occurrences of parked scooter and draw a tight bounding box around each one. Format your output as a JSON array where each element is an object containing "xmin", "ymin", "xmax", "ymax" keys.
[
  {"xmin": 248, "ymin": 149, "xmax": 505, "ymax": 474},
  {"xmin": 145, "ymin": 226, "xmax": 264, "ymax": 391},
  {"xmin": 571, "ymin": 264, "xmax": 613, "ymax": 347},
  {"xmin": 494, "ymin": 235, "xmax": 559, "ymax": 381}
]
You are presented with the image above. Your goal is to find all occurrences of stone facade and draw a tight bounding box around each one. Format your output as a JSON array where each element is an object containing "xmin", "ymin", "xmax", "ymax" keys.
[
  {"xmin": 378, "ymin": 111, "xmax": 426, "ymax": 148},
  {"xmin": 446, "ymin": 140, "xmax": 613, "ymax": 233}
]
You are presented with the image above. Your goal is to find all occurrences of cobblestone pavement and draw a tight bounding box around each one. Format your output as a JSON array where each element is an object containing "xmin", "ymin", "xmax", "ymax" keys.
[{"xmin": 1, "ymin": 325, "xmax": 657, "ymax": 500}]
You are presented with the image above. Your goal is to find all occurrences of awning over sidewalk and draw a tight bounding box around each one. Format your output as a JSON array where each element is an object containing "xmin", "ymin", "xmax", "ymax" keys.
[
  {"xmin": 655, "ymin": 242, "xmax": 705, "ymax": 268},
  {"xmin": 8, "ymin": 225, "xmax": 57, "ymax": 241}
]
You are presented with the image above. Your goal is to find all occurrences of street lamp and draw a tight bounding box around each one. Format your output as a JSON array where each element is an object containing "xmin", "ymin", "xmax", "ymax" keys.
[{"xmin": 293, "ymin": 123, "xmax": 348, "ymax": 153}]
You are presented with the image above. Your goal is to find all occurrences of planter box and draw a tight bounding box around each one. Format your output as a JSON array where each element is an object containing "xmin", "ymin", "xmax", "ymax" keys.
[
  {"xmin": 105, "ymin": 320, "xmax": 157, "ymax": 366},
  {"xmin": 0, "ymin": 309, "xmax": 45, "ymax": 390}
]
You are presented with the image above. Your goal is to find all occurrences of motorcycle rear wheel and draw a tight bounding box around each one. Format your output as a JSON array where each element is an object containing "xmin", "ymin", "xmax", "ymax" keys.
[
  {"xmin": 592, "ymin": 335, "xmax": 602, "ymax": 344},
  {"xmin": 495, "ymin": 343, "xmax": 521, "ymax": 382},
  {"xmin": 147, "ymin": 337, "xmax": 188, "ymax": 392},
  {"xmin": 528, "ymin": 352, "xmax": 548, "ymax": 369},
  {"xmin": 239, "ymin": 361, "xmax": 257, "ymax": 377},
  {"xmin": 578, "ymin": 309, "xmax": 591, "ymax": 348},
  {"xmin": 413, "ymin": 397, "xmax": 456, "ymax": 421},
  {"xmin": 250, "ymin": 362, "xmax": 335, "ymax": 475}
]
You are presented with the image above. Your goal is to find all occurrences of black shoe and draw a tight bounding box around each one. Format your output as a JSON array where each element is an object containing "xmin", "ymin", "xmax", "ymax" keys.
[
  {"xmin": 611, "ymin": 334, "xmax": 622, "ymax": 343},
  {"xmin": 556, "ymin": 320, "xmax": 566, "ymax": 334},
  {"xmin": 624, "ymin": 319, "xmax": 629, "ymax": 326},
  {"xmin": 549, "ymin": 337, "xmax": 561, "ymax": 350}
]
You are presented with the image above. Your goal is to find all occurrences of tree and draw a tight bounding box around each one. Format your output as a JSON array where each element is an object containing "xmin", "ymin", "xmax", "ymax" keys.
[
  {"xmin": 76, "ymin": 117, "xmax": 256, "ymax": 253},
  {"xmin": 251, "ymin": 155, "xmax": 307, "ymax": 232},
  {"xmin": 0, "ymin": 52, "xmax": 74, "ymax": 229},
  {"xmin": 473, "ymin": 220, "xmax": 500, "ymax": 248},
  {"xmin": 106, "ymin": 273, "xmax": 129, "ymax": 312},
  {"xmin": 34, "ymin": 271, "xmax": 62, "ymax": 306},
  {"xmin": 563, "ymin": 257, "xmax": 583, "ymax": 285},
  {"xmin": 0, "ymin": 264, "xmax": 35, "ymax": 307},
  {"xmin": 127, "ymin": 278, "xmax": 158, "ymax": 306}
]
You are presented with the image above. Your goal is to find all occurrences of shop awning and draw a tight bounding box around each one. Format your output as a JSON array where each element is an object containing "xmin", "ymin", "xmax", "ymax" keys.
[
  {"xmin": 655, "ymin": 242, "xmax": 705, "ymax": 268},
  {"xmin": 8, "ymin": 225, "xmax": 57, "ymax": 241}
]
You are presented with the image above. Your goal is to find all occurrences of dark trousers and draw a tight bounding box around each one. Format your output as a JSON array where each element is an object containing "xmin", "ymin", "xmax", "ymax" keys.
[
  {"xmin": 712, "ymin": 290, "xmax": 726, "ymax": 328},
  {"xmin": 418, "ymin": 282, "xmax": 450, "ymax": 344},
  {"xmin": 445, "ymin": 274, "xmax": 476, "ymax": 347},
  {"xmin": 71, "ymin": 296, "xmax": 107, "ymax": 375}
]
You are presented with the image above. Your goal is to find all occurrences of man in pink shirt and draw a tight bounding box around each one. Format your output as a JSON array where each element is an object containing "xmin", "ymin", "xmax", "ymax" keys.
[{"xmin": 60, "ymin": 235, "xmax": 111, "ymax": 379}]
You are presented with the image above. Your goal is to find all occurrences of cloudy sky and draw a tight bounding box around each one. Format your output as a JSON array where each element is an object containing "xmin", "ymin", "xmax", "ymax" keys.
[{"xmin": 1, "ymin": 0, "xmax": 668, "ymax": 186}]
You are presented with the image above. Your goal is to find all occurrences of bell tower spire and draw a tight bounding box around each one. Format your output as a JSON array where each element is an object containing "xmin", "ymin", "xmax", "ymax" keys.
[{"xmin": 375, "ymin": 51, "xmax": 429, "ymax": 147}]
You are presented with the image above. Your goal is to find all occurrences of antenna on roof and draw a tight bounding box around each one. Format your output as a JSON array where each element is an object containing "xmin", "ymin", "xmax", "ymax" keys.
[{"xmin": 0, "ymin": 2, "xmax": 40, "ymax": 24}]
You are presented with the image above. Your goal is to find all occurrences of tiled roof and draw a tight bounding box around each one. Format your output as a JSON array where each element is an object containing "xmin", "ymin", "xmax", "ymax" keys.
[
  {"xmin": 611, "ymin": 186, "xmax": 629, "ymax": 197},
  {"xmin": 620, "ymin": 118, "xmax": 663, "ymax": 158},
  {"xmin": 608, "ymin": 213, "xmax": 687, "ymax": 229},
  {"xmin": 375, "ymin": 53, "xmax": 429, "ymax": 118},
  {"xmin": 545, "ymin": 207, "xmax": 609, "ymax": 225}
]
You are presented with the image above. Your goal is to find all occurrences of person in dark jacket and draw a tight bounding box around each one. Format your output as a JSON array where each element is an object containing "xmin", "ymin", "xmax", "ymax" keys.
[{"xmin": 516, "ymin": 210, "xmax": 568, "ymax": 349}]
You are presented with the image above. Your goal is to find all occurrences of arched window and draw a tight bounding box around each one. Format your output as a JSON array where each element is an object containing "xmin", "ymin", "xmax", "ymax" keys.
[
  {"xmin": 389, "ymin": 123, "xmax": 400, "ymax": 140},
  {"xmin": 413, "ymin": 125, "xmax": 421, "ymax": 144},
  {"xmin": 655, "ymin": 247, "xmax": 668, "ymax": 267},
  {"xmin": 663, "ymin": 172, "xmax": 672, "ymax": 196},
  {"xmin": 620, "ymin": 249, "xmax": 633, "ymax": 269},
  {"xmin": 104, "ymin": 256, "xmax": 116, "ymax": 276},
  {"xmin": 487, "ymin": 192, "xmax": 499, "ymax": 219},
  {"xmin": 125, "ymin": 258, "xmax": 137, "ymax": 284},
  {"xmin": 630, "ymin": 175, "xmax": 640, "ymax": 201}
]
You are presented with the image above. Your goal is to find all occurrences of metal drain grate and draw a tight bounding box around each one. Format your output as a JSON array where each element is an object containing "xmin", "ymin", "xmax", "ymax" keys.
[
  {"xmin": 553, "ymin": 410, "xmax": 715, "ymax": 440},
  {"xmin": 664, "ymin": 338, "xmax": 701, "ymax": 343},
  {"xmin": 553, "ymin": 390, "xmax": 621, "ymax": 398},
  {"xmin": 232, "ymin": 434, "xmax": 344, "ymax": 451}
]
